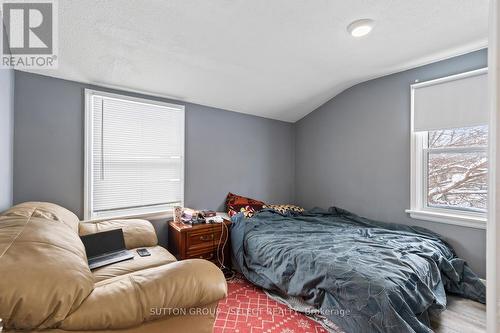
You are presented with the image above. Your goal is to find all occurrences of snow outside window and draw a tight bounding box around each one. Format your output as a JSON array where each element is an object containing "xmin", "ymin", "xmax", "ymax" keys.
[{"xmin": 426, "ymin": 126, "xmax": 487, "ymax": 213}]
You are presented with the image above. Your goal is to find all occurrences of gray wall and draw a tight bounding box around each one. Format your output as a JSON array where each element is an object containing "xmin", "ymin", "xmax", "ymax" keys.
[
  {"xmin": 295, "ymin": 49, "xmax": 488, "ymax": 278},
  {"xmin": 13, "ymin": 71, "xmax": 295, "ymax": 224},
  {"xmin": 0, "ymin": 26, "xmax": 14, "ymax": 211}
]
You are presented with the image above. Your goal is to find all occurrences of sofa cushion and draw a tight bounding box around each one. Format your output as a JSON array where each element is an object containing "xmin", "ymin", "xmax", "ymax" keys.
[
  {"xmin": 92, "ymin": 246, "xmax": 177, "ymax": 283},
  {"xmin": 2, "ymin": 201, "xmax": 80, "ymax": 233},
  {"xmin": 79, "ymin": 219, "xmax": 158, "ymax": 249},
  {"xmin": 0, "ymin": 202, "xmax": 94, "ymax": 330},
  {"xmin": 60, "ymin": 260, "xmax": 227, "ymax": 330}
]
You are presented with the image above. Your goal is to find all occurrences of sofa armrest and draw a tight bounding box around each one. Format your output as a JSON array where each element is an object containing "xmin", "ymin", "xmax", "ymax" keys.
[
  {"xmin": 79, "ymin": 219, "xmax": 158, "ymax": 249},
  {"xmin": 60, "ymin": 259, "xmax": 227, "ymax": 330}
]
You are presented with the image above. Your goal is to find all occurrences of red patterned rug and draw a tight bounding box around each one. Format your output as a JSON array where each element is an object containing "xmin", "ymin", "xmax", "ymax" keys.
[{"xmin": 214, "ymin": 275, "xmax": 328, "ymax": 333}]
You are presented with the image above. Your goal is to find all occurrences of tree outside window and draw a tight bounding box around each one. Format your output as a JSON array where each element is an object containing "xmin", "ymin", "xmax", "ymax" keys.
[{"xmin": 426, "ymin": 125, "xmax": 488, "ymax": 213}]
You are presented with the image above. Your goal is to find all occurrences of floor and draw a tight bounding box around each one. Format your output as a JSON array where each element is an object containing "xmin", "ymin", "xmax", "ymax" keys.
[
  {"xmin": 215, "ymin": 274, "xmax": 486, "ymax": 333},
  {"xmin": 432, "ymin": 295, "xmax": 486, "ymax": 333}
]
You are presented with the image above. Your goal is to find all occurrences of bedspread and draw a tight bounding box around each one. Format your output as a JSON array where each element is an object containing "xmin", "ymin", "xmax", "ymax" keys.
[{"xmin": 231, "ymin": 207, "xmax": 485, "ymax": 333}]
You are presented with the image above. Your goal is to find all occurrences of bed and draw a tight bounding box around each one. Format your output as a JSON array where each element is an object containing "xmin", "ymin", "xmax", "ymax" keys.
[{"xmin": 230, "ymin": 207, "xmax": 486, "ymax": 333}]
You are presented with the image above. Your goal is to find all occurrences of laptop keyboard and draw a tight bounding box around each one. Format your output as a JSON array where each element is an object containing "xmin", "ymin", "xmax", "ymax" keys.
[{"xmin": 88, "ymin": 250, "xmax": 133, "ymax": 269}]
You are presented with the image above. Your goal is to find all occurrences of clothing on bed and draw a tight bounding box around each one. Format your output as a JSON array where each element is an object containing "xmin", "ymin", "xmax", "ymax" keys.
[
  {"xmin": 263, "ymin": 204, "xmax": 305, "ymax": 215},
  {"xmin": 231, "ymin": 207, "xmax": 486, "ymax": 333}
]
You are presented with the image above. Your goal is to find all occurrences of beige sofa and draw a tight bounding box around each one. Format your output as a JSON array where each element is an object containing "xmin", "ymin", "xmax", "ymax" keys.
[{"xmin": 0, "ymin": 202, "xmax": 227, "ymax": 332}]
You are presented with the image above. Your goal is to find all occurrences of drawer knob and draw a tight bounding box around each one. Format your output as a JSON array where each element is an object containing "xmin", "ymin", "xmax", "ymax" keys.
[
  {"xmin": 200, "ymin": 253, "xmax": 214, "ymax": 259},
  {"xmin": 199, "ymin": 234, "xmax": 214, "ymax": 241}
]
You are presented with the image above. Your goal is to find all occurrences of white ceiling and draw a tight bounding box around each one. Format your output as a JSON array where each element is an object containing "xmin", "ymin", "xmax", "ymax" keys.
[{"xmin": 25, "ymin": 0, "xmax": 488, "ymax": 122}]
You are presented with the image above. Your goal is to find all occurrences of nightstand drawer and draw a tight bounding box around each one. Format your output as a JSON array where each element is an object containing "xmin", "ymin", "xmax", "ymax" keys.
[
  {"xmin": 186, "ymin": 229, "xmax": 224, "ymax": 250},
  {"xmin": 188, "ymin": 248, "xmax": 217, "ymax": 261}
]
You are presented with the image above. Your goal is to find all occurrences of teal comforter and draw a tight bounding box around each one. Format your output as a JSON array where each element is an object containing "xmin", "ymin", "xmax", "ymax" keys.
[{"xmin": 231, "ymin": 207, "xmax": 485, "ymax": 333}]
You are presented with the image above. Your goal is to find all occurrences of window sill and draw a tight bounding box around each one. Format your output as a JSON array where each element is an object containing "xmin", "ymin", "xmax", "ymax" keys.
[
  {"xmin": 82, "ymin": 210, "xmax": 173, "ymax": 223},
  {"xmin": 405, "ymin": 209, "xmax": 486, "ymax": 229}
]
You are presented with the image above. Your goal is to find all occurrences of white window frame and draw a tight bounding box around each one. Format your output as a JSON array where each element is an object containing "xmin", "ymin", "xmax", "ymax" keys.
[
  {"xmin": 407, "ymin": 69, "xmax": 488, "ymax": 229},
  {"xmin": 84, "ymin": 89, "xmax": 185, "ymax": 221}
]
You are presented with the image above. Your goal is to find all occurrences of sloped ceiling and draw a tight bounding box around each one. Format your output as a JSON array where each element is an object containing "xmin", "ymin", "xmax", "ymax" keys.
[{"xmin": 24, "ymin": 0, "xmax": 488, "ymax": 122}]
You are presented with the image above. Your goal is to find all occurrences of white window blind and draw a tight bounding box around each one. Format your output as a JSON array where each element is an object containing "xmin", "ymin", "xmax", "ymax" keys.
[
  {"xmin": 84, "ymin": 90, "xmax": 184, "ymax": 219},
  {"xmin": 412, "ymin": 68, "xmax": 488, "ymax": 132}
]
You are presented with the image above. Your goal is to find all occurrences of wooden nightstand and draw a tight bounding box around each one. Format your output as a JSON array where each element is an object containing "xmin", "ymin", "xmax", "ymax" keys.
[{"xmin": 168, "ymin": 219, "xmax": 232, "ymax": 268}]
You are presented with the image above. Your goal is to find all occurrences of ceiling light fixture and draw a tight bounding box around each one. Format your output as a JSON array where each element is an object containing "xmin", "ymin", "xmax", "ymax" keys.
[{"xmin": 347, "ymin": 19, "xmax": 375, "ymax": 38}]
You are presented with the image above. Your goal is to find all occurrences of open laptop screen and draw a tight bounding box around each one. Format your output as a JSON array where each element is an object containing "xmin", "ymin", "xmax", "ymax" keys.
[{"xmin": 81, "ymin": 229, "xmax": 126, "ymax": 258}]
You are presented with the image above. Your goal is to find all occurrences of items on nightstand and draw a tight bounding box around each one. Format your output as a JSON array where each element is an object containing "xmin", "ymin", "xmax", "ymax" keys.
[
  {"xmin": 173, "ymin": 206, "xmax": 183, "ymax": 223},
  {"xmin": 205, "ymin": 215, "xmax": 224, "ymax": 224},
  {"xmin": 200, "ymin": 210, "xmax": 217, "ymax": 218},
  {"xmin": 175, "ymin": 207, "xmax": 220, "ymax": 225}
]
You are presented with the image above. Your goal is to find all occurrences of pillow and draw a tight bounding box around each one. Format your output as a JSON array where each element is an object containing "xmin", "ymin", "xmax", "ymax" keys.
[
  {"xmin": 226, "ymin": 192, "xmax": 265, "ymax": 217},
  {"xmin": 264, "ymin": 204, "xmax": 305, "ymax": 215}
]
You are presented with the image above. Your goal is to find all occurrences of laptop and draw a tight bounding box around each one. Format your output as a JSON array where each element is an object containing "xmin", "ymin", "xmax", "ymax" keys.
[{"xmin": 81, "ymin": 229, "xmax": 134, "ymax": 270}]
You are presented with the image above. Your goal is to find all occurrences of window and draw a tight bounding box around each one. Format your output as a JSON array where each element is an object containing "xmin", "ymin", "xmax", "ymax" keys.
[
  {"xmin": 426, "ymin": 126, "xmax": 488, "ymax": 211},
  {"xmin": 408, "ymin": 69, "xmax": 488, "ymax": 228},
  {"xmin": 84, "ymin": 90, "xmax": 184, "ymax": 220}
]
